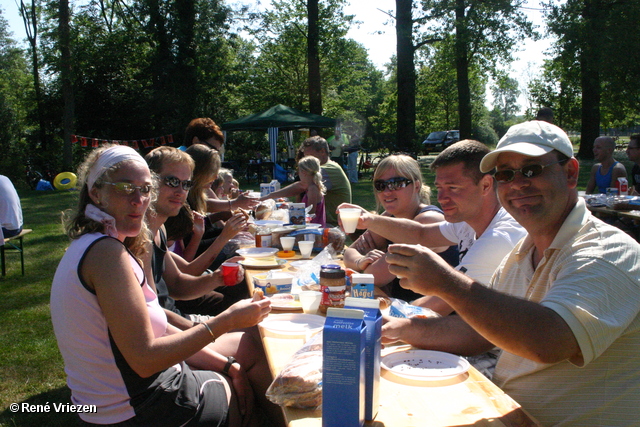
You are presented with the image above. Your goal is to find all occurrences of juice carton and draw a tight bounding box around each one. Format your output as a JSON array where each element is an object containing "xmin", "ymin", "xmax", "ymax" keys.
[
  {"xmin": 344, "ymin": 297, "xmax": 381, "ymax": 421},
  {"xmin": 260, "ymin": 183, "xmax": 272, "ymax": 197},
  {"xmin": 350, "ymin": 274, "xmax": 375, "ymax": 299},
  {"xmin": 617, "ymin": 177, "xmax": 629, "ymax": 196},
  {"xmin": 289, "ymin": 203, "xmax": 306, "ymax": 226},
  {"xmin": 269, "ymin": 179, "xmax": 281, "ymax": 193},
  {"xmin": 322, "ymin": 307, "xmax": 366, "ymax": 427}
]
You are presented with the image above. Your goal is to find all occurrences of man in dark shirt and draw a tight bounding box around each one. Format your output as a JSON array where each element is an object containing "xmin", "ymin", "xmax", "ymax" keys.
[{"xmin": 626, "ymin": 134, "xmax": 640, "ymax": 195}]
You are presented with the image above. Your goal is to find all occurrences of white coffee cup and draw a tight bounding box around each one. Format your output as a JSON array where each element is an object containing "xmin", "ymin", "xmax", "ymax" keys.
[
  {"xmin": 298, "ymin": 240, "xmax": 314, "ymax": 258},
  {"xmin": 339, "ymin": 208, "xmax": 362, "ymax": 233},
  {"xmin": 299, "ymin": 291, "xmax": 322, "ymax": 314},
  {"xmin": 280, "ymin": 236, "xmax": 295, "ymax": 251}
]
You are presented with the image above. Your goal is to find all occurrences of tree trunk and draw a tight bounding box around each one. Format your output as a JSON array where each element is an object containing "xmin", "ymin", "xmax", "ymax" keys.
[
  {"xmin": 395, "ymin": 0, "xmax": 416, "ymax": 152},
  {"xmin": 175, "ymin": 0, "xmax": 198, "ymax": 128},
  {"xmin": 20, "ymin": 0, "xmax": 47, "ymax": 152},
  {"xmin": 59, "ymin": 0, "xmax": 74, "ymax": 170},
  {"xmin": 454, "ymin": 0, "xmax": 472, "ymax": 139},
  {"xmin": 307, "ymin": 0, "xmax": 322, "ymax": 115},
  {"xmin": 577, "ymin": 0, "xmax": 600, "ymax": 160}
]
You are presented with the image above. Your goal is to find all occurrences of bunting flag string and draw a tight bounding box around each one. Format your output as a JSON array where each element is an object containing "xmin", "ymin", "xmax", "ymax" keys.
[{"xmin": 71, "ymin": 134, "xmax": 174, "ymax": 150}]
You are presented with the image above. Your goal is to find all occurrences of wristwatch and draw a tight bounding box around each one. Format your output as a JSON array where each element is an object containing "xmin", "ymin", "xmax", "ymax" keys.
[{"xmin": 223, "ymin": 356, "xmax": 239, "ymax": 375}]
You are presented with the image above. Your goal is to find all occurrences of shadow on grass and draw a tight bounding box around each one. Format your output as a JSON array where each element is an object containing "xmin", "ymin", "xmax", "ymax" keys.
[{"xmin": 0, "ymin": 387, "xmax": 81, "ymax": 426}]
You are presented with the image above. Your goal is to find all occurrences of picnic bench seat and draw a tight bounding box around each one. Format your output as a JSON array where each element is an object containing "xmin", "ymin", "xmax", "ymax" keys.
[{"xmin": 1, "ymin": 229, "xmax": 33, "ymax": 276}]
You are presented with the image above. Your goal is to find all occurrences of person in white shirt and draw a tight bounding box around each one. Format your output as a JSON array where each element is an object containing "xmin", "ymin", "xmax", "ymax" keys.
[
  {"xmin": 339, "ymin": 140, "xmax": 526, "ymax": 316},
  {"xmin": 0, "ymin": 175, "xmax": 23, "ymax": 240},
  {"xmin": 384, "ymin": 121, "xmax": 640, "ymax": 425}
]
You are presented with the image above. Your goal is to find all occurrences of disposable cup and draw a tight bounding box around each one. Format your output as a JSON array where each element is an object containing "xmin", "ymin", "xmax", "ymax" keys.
[
  {"xmin": 280, "ymin": 236, "xmax": 295, "ymax": 251},
  {"xmin": 298, "ymin": 240, "xmax": 314, "ymax": 258},
  {"xmin": 221, "ymin": 262, "xmax": 240, "ymax": 286},
  {"xmin": 299, "ymin": 291, "xmax": 322, "ymax": 314},
  {"xmin": 339, "ymin": 208, "xmax": 362, "ymax": 233}
]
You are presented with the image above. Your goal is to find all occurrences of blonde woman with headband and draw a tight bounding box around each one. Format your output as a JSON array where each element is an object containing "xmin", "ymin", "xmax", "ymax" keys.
[
  {"xmin": 260, "ymin": 155, "xmax": 327, "ymax": 227},
  {"xmin": 342, "ymin": 154, "xmax": 458, "ymax": 301},
  {"xmin": 50, "ymin": 144, "xmax": 271, "ymax": 426}
]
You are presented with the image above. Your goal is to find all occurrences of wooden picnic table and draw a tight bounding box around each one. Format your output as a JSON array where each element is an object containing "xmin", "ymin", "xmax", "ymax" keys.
[{"xmin": 243, "ymin": 252, "xmax": 541, "ymax": 427}]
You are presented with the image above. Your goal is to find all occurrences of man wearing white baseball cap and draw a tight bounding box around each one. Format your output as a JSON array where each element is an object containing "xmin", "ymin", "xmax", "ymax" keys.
[{"xmin": 385, "ymin": 120, "xmax": 640, "ymax": 425}]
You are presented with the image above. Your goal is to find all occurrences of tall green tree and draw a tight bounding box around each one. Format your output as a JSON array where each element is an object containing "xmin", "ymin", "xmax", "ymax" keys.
[
  {"xmin": 18, "ymin": 0, "xmax": 47, "ymax": 153},
  {"xmin": 0, "ymin": 8, "xmax": 32, "ymax": 181},
  {"xmin": 247, "ymin": 0, "xmax": 381, "ymax": 133},
  {"xmin": 419, "ymin": 0, "xmax": 535, "ymax": 139},
  {"xmin": 491, "ymin": 71, "xmax": 520, "ymax": 121},
  {"xmin": 546, "ymin": 0, "xmax": 640, "ymax": 158},
  {"xmin": 307, "ymin": 0, "xmax": 322, "ymax": 114}
]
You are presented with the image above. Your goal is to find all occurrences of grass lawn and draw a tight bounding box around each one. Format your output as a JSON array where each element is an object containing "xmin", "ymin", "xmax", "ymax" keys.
[{"xmin": 0, "ymin": 148, "xmax": 631, "ymax": 426}]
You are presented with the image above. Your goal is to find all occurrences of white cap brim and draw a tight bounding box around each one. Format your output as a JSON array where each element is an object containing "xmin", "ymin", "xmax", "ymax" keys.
[{"xmin": 480, "ymin": 142, "xmax": 554, "ymax": 173}]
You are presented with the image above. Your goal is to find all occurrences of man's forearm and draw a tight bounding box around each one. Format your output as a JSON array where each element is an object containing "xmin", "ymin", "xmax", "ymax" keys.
[
  {"xmin": 365, "ymin": 215, "xmax": 442, "ymax": 246},
  {"xmin": 396, "ymin": 315, "xmax": 493, "ymax": 356},
  {"xmin": 437, "ymin": 280, "xmax": 580, "ymax": 364}
]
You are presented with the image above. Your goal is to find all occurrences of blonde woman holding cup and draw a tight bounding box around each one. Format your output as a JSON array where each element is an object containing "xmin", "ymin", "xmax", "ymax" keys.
[{"xmin": 341, "ymin": 155, "xmax": 458, "ymax": 301}]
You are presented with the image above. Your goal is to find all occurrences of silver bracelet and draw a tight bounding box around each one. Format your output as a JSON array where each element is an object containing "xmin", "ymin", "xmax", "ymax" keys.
[{"xmin": 201, "ymin": 322, "xmax": 216, "ymax": 342}]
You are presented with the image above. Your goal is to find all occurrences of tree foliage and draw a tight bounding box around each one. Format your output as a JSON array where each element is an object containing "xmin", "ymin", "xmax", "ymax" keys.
[
  {"xmin": 0, "ymin": 7, "xmax": 33, "ymax": 183},
  {"xmin": 419, "ymin": 0, "xmax": 535, "ymax": 139},
  {"xmin": 542, "ymin": 0, "xmax": 640, "ymax": 158}
]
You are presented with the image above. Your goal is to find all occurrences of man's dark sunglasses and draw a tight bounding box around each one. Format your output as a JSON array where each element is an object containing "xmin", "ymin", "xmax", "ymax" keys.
[
  {"xmin": 493, "ymin": 159, "xmax": 568, "ymax": 183},
  {"xmin": 374, "ymin": 177, "xmax": 413, "ymax": 192},
  {"xmin": 163, "ymin": 176, "xmax": 193, "ymax": 191}
]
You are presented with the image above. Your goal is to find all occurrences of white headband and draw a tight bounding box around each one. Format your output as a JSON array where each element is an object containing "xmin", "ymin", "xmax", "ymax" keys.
[{"xmin": 87, "ymin": 145, "xmax": 148, "ymax": 190}]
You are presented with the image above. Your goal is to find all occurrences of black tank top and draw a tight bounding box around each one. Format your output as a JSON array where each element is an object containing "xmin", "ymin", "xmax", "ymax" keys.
[{"xmin": 151, "ymin": 228, "xmax": 184, "ymax": 317}]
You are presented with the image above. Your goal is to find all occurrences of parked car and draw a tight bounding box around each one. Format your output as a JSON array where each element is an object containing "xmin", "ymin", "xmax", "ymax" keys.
[{"xmin": 422, "ymin": 130, "xmax": 460, "ymax": 152}]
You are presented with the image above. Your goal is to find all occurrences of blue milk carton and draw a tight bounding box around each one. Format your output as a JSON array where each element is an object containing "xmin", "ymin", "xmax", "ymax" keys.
[
  {"xmin": 344, "ymin": 297, "xmax": 381, "ymax": 421},
  {"xmin": 322, "ymin": 308, "xmax": 366, "ymax": 427}
]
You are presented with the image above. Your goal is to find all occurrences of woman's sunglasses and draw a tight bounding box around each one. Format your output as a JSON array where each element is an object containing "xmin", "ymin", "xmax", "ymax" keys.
[
  {"xmin": 374, "ymin": 177, "xmax": 413, "ymax": 192},
  {"xmin": 104, "ymin": 182, "xmax": 152, "ymax": 195},
  {"xmin": 163, "ymin": 176, "xmax": 193, "ymax": 191},
  {"xmin": 493, "ymin": 159, "xmax": 568, "ymax": 183}
]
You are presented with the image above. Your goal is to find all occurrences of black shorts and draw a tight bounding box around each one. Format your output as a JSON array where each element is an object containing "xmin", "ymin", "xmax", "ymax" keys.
[{"xmin": 81, "ymin": 368, "xmax": 229, "ymax": 427}]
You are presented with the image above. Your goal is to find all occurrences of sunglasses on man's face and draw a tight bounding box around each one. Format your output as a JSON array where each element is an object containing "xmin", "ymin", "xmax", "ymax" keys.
[
  {"xmin": 374, "ymin": 177, "xmax": 413, "ymax": 192},
  {"xmin": 104, "ymin": 182, "xmax": 152, "ymax": 195},
  {"xmin": 493, "ymin": 159, "xmax": 568, "ymax": 183},
  {"xmin": 163, "ymin": 176, "xmax": 193, "ymax": 191}
]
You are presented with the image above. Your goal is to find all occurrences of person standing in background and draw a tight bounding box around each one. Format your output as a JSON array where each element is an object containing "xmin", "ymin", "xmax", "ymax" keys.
[
  {"xmin": 327, "ymin": 128, "xmax": 347, "ymax": 168},
  {"xmin": 535, "ymin": 107, "xmax": 554, "ymax": 124},
  {"xmin": 345, "ymin": 132, "xmax": 362, "ymax": 183},
  {"xmin": 0, "ymin": 175, "xmax": 23, "ymax": 240}
]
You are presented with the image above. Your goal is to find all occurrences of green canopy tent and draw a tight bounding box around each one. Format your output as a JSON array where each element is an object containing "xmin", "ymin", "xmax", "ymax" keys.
[{"xmin": 221, "ymin": 105, "xmax": 336, "ymax": 175}]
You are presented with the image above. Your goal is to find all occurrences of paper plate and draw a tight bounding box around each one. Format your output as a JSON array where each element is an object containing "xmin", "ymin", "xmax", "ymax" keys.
[
  {"xmin": 268, "ymin": 294, "xmax": 303, "ymax": 311},
  {"xmin": 259, "ymin": 313, "xmax": 325, "ymax": 337},
  {"xmin": 236, "ymin": 247, "xmax": 279, "ymax": 258},
  {"xmin": 381, "ymin": 350, "xmax": 470, "ymax": 381},
  {"xmin": 238, "ymin": 258, "xmax": 287, "ymax": 268},
  {"xmin": 255, "ymin": 220, "xmax": 285, "ymax": 227}
]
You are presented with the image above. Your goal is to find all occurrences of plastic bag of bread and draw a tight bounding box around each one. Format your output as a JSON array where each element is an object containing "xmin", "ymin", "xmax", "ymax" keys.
[
  {"xmin": 388, "ymin": 298, "xmax": 440, "ymax": 319},
  {"xmin": 265, "ymin": 333, "xmax": 323, "ymax": 409},
  {"xmin": 254, "ymin": 199, "xmax": 275, "ymax": 220}
]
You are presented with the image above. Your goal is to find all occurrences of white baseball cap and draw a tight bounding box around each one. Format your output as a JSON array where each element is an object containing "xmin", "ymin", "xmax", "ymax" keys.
[{"xmin": 480, "ymin": 120, "xmax": 574, "ymax": 173}]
